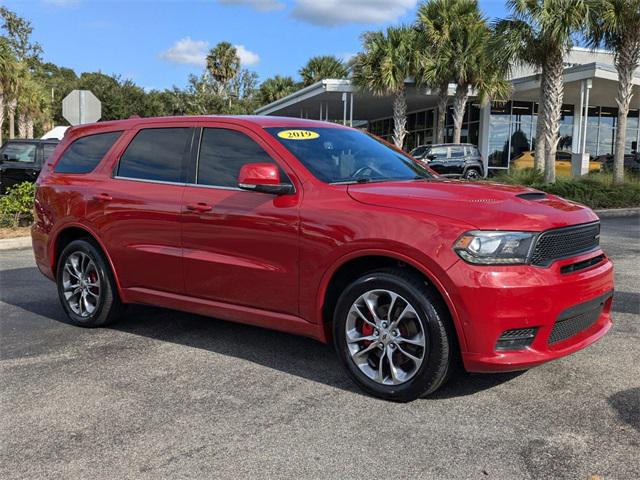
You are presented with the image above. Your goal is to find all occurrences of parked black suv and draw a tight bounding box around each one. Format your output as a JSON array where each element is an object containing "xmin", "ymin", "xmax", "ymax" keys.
[
  {"xmin": 0, "ymin": 139, "xmax": 59, "ymax": 194},
  {"xmin": 410, "ymin": 143, "xmax": 484, "ymax": 179},
  {"xmin": 598, "ymin": 152, "xmax": 640, "ymax": 175}
]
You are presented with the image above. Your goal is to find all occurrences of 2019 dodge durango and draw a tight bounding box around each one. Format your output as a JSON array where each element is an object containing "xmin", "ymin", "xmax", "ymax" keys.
[{"xmin": 32, "ymin": 116, "xmax": 614, "ymax": 401}]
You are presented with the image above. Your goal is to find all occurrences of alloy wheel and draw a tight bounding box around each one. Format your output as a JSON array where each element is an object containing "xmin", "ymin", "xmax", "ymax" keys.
[
  {"xmin": 62, "ymin": 252, "xmax": 101, "ymax": 318},
  {"xmin": 345, "ymin": 289, "xmax": 427, "ymax": 385}
]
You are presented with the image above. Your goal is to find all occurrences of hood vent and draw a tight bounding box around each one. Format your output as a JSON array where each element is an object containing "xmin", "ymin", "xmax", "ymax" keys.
[{"xmin": 516, "ymin": 192, "xmax": 548, "ymax": 201}]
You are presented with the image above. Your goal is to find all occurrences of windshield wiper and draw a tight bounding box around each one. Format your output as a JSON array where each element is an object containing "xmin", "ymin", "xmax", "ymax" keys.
[{"xmin": 331, "ymin": 178, "xmax": 375, "ymax": 185}]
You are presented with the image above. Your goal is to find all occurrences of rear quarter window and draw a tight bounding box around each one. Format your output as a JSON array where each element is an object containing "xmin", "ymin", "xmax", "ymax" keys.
[{"xmin": 54, "ymin": 131, "xmax": 122, "ymax": 174}]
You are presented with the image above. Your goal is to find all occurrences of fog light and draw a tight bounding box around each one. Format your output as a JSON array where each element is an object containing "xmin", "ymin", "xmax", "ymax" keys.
[{"xmin": 495, "ymin": 327, "xmax": 538, "ymax": 351}]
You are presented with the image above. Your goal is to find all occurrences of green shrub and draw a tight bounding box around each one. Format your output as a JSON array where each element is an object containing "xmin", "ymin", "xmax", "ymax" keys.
[
  {"xmin": 0, "ymin": 182, "xmax": 37, "ymax": 227},
  {"xmin": 492, "ymin": 170, "xmax": 640, "ymax": 209}
]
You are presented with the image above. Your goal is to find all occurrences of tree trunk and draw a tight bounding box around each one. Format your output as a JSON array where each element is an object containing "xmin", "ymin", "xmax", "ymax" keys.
[
  {"xmin": 8, "ymin": 99, "xmax": 16, "ymax": 139},
  {"xmin": 0, "ymin": 93, "xmax": 4, "ymax": 146},
  {"xmin": 436, "ymin": 83, "xmax": 448, "ymax": 143},
  {"xmin": 17, "ymin": 112, "xmax": 28, "ymax": 139},
  {"xmin": 534, "ymin": 71, "xmax": 546, "ymax": 172},
  {"xmin": 392, "ymin": 86, "xmax": 407, "ymax": 149},
  {"xmin": 452, "ymin": 84, "xmax": 469, "ymax": 144},
  {"xmin": 612, "ymin": 37, "xmax": 639, "ymax": 185},
  {"xmin": 27, "ymin": 117, "xmax": 34, "ymax": 139},
  {"xmin": 541, "ymin": 52, "xmax": 564, "ymax": 184}
]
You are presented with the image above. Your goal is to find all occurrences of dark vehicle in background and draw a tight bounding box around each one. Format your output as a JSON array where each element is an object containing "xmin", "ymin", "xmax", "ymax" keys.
[
  {"xmin": 410, "ymin": 143, "xmax": 484, "ymax": 179},
  {"xmin": 598, "ymin": 152, "xmax": 640, "ymax": 175},
  {"xmin": 0, "ymin": 139, "xmax": 59, "ymax": 194}
]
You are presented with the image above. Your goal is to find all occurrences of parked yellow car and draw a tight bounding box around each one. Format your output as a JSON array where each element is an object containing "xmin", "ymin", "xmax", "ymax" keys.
[{"xmin": 511, "ymin": 151, "xmax": 602, "ymax": 176}]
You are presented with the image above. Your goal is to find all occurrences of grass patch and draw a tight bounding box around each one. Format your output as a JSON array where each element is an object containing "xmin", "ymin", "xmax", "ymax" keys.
[{"xmin": 493, "ymin": 170, "xmax": 640, "ymax": 209}]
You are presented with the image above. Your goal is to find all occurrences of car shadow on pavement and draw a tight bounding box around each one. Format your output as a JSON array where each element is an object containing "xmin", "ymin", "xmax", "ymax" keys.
[
  {"xmin": 1, "ymin": 266, "xmax": 521, "ymax": 400},
  {"xmin": 612, "ymin": 291, "xmax": 640, "ymax": 315},
  {"xmin": 608, "ymin": 388, "xmax": 640, "ymax": 432}
]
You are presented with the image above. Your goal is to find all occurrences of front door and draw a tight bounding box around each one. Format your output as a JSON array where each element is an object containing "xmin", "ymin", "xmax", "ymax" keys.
[{"xmin": 181, "ymin": 125, "xmax": 300, "ymax": 316}]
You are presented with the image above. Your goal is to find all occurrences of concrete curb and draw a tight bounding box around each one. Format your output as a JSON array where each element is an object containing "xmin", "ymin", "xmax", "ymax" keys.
[
  {"xmin": 0, "ymin": 236, "xmax": 32, "ymax": 251},
  {"xmin": 595, "ymin": 207, "xmax": 640, "ymax": 218}
]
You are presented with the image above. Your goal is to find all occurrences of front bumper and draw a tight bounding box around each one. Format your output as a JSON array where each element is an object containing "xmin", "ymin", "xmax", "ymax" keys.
[{"xmin": 446, "ymin": 249, "xmax": 614, "ymax": 373}]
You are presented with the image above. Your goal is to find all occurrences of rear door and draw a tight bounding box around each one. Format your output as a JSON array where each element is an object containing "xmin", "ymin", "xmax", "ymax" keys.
[
  {"xmin": 89, "ymin": 126, "xmax": 194, "ymax": 294},
  {"xmin": 0, "ymin": 142, "xmax": 39, "ymax": 193},
  {"xmin": 181, "ymin": 124, "xmax": 300, "ymax": 315},
  {"xmin": 445, "ymin": 145, "xmax": 466, "ymax": 175}
]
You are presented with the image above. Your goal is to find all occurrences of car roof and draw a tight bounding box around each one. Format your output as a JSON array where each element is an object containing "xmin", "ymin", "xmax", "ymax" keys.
[
  {"xmin": 66, "ymin": 115, "xmax": 350, "ymax": 138},
  {"xmin": 422, "ymin": 143, "xmax": 476, "ymax": 148}
]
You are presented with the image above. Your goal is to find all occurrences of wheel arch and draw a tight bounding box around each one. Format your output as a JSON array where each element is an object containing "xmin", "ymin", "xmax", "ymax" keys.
[
  {"xmin": 50, "ymin": 223, "xmax": 123, "ymax": 295},
  {"xmin": 318, "ymin": 250, "xmax": 467, "ymax": 351}
]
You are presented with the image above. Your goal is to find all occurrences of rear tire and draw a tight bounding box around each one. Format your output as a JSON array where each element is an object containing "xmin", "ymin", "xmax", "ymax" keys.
[
  {"xmin": 463, "ymin": 168, "xmax": 481, "ymax": 180},
  {"xmin": 56, "ymin": 239, "xmax": 125, "ymax": 327},
  {"xmin": 333, "ymin": 268, "xmax": 454, "ymax": 402}
]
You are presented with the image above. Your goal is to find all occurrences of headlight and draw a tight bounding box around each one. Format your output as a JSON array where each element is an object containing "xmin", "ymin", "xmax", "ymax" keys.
[{"xmin": 453, "ymin": 231, "xmax": 536, "ymax": 265}]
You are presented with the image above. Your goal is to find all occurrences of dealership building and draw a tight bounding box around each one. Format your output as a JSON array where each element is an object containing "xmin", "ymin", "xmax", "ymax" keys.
[{"xmin": 256, "ymin": 48, "xmax": 640, "ymax": 174}]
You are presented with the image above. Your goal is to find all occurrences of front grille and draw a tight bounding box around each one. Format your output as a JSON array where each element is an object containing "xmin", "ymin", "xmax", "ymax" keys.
[
  {"xmin": 530, "ymin": 222, "xmax": 600, "ymax": 267},
  {"xmin": 548, "ymin": 292, "xmax": 611, "ymax": 344}
]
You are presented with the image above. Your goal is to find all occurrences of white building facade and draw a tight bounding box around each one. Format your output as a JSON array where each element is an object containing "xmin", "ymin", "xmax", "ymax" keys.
[{"xmin": 255, "ymin": 48, "xmax": 640, "ymax": 174}]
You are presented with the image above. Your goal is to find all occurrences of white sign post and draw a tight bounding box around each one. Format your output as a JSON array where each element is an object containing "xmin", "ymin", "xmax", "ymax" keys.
[{"xmin": 62, "ymin": 90, "xmax": 102, "ymax": 126}]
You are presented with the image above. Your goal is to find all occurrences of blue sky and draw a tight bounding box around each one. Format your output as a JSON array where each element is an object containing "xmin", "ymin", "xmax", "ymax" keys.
[{"xmin": 3, "ymin": 0, "xmax": 508, "ymax": 90}]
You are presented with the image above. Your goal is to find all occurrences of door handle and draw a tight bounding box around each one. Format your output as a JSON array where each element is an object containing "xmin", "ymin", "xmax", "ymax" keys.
[
  {"xmin": 185, "ymin": 202, "xmax": 213, "ymax": 213},
  {"xmin": 93, "ymin": 193, "xmax": 113, "ymax": 202}
]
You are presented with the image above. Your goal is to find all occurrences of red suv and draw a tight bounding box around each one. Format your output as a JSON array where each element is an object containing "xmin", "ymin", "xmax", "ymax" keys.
[{"xmin": 32, "ymin": 116, "xmax": 614, "ymax": 401}]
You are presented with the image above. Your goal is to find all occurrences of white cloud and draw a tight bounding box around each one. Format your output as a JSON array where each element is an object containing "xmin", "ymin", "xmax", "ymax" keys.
[
  {"xmin": 218, "ymin": 0, "xmax": 285, "ymax": 11},
  {"xmin": 160, "ymin": 37, "xmax": 209, "ymax": 67},
  {"xmin": 292, "ymin": 0, "xmax": 417, "ymax": 26},
  {"xmin": 160, "ymin": 38, "xmax": 259, "ymax": 68},
  {"xmin": 235, "ymin": 44, "xmax": 260, "ymax": 66}
]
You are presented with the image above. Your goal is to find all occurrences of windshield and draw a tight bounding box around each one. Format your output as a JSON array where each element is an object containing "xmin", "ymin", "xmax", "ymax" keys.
[
  {"xmin": 267, "ymin": 127, "xmax": 434, "ymax": 184},
  {"xmin": 410, "ymin": 146, "xmax": 428, "ymax": 157}
]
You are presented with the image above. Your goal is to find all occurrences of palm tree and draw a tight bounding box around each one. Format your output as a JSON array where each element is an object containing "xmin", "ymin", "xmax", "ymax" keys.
[
  {"xmin": 494, "ymin": 0, "xmax": 589, "ymax": 183},
  {"xmin": 17, "ymin": 76, "xmax": 48, "ymax": 138},
  {"xmin": 258, "ymin": 75, "xmax": 297, "ymax": 105},
  {"xmin": 415, "ymin": 0, "xmax": 454, "ymax": 143},
  {"xmin": 586, "ymin": 0, "xmax": 640, "ymax": 184},
  {"xmin": 352, "ymin": 27, "xmax": 416, "ymax": 148},
  {"xmin": 206, "ymin": 42, "xmax": 241, "ymax": 96},
  {"xmin": 417, "ymin": 0, "xmax": 511, "ymax": 144},
  {"xmin": 299, "ymin": 56, "xmax": 348, "ymax": 86},
  {"xmin": 0, "ymin": 38, "xmax": 20, "ymax": 142}
]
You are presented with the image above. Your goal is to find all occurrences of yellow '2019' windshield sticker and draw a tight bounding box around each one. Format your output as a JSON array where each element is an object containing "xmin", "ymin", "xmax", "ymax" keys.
[{"xmin": 277, "ymin": 130, "xmax": 320, "ymax": 140}]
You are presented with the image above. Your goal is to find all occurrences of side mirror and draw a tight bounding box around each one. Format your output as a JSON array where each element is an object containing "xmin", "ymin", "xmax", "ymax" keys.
[
  {"xmin": 426, "ymin": 154, "xmax": 437, "ymax": 161},
  {"xmin": 238, "ymin": 162, "xmax": 294, "ymax": 195}
]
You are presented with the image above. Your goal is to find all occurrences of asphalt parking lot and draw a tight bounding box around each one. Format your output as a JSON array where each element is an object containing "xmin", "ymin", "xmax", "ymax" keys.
[{"xmin": 1, "ymin": 216, "xmax": 639, "ymax": 479}]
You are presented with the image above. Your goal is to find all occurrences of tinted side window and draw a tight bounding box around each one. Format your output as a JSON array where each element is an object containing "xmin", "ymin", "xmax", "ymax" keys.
[
  {"xmin": 54, "ymin": 132, "xmax": 122, "ymax": 174},
  {"xmin": 429, "ymin": 147, "xmax": 448, "ymax": 159},
  {"xmin": 118, "ymin": 128, "xmax": 192, "ymax": 183},
  {"xmin": 197, "ymin": 128, "xmax": 277, "ymax": 188},
  {"xmin": 450, "ymin": 146, "xmax": 465, "ymax": 158}
]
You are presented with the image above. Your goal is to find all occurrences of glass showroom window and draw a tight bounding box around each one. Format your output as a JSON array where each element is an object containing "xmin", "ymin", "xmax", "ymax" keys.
[{"xmin": 488, "ymin": 101, "xmax": 511, "ymax": 168}]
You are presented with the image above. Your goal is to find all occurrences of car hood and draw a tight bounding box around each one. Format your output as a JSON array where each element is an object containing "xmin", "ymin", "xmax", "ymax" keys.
[{"xmin": 347, "ymin": 179, "xmax": 599, "ymax": 231}]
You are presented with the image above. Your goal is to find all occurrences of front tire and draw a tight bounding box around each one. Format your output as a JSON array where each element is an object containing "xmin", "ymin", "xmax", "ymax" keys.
[
  {"xmin": 333, "ymin": 268, "xmax": 453, "ymax": 402},
  {"xmin": 56, "ymin": 239, "xmax": 124, "ymax": 327}
]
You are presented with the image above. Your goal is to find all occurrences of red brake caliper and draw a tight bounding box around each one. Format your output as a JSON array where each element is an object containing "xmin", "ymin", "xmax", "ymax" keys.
[{"xmin": 361, "ymin": 321, "xmax": 374, "ymax": 346}]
